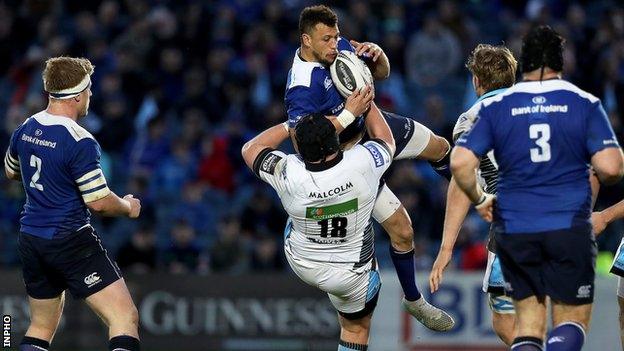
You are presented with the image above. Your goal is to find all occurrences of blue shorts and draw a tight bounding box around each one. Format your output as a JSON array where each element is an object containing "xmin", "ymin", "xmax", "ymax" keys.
[
  {"xmin": 495, "ymin": 225, "xmax": 596, "ymax": 305},
  {"xmin": 361, "ymin": 110, "xmax": 417, "ymax": 157},
  {"xmin": 18, "ymin": 225, "xmax": 122, "ymax": 299}
]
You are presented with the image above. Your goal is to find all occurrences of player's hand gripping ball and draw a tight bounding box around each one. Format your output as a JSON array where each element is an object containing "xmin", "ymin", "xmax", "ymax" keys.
[{"xmin": 330, "ymin": 50, "xmax": 374, "ymax": 98}]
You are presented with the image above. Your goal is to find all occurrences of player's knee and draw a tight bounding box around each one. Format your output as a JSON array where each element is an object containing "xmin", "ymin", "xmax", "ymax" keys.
[
  {"xmin": 389, "ymin": 225, "xmax": 413, "ymax": 250},
  {"xmin": 428, "ymin": 135, "xmax": 450, "ymax": 161}
]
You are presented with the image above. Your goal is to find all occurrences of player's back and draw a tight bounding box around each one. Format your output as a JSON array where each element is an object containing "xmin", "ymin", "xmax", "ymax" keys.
[
  {"xmin": 260, "ymin": 140, "xmax": 391, "ymax": 267},
  {"xmin": 460, "ymin": 79, "xmax": 616, "ymax": 233},
  {"xmin": 10, "ymin": 111, "xmax": 109, "ymax": 239}
]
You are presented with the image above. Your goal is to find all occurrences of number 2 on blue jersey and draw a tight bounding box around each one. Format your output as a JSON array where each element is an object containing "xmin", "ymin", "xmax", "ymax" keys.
[
  {"xmin": 29, "ymin": 154, "xmax": 44, "ymax": 191},
  {"xmin": 529, "ymin": 124, "xmax": 551, "ymax": 163}
]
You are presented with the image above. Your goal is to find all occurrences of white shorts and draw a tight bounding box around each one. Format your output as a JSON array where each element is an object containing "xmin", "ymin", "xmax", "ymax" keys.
[
  {"xmin": 285, "ymin": 243, "xmax": 381, "ymax": 316},
  {"xmin": 483, "ymin": 251, "xmax": 515, "ymax": 314},
  {"xmin": 612, "ymin": 237, "xmax": 624, "ymax": 298},
  {"xmin": 395, "ymin": 120, "xmax": 432, "ymax": 160},
  {"xmin": 372, "ymin": 184, "xmax": 402, "ymax": 224}
]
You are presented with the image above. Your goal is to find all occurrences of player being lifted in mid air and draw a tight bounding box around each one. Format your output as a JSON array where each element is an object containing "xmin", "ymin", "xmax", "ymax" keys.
[
  {"xmin": 429, "ymin": 43, "xmax": 519, "ymax": 345},
  {"xmin": 451, "ymin": 26, "xmax": 623, "ymax": 351},
  {"xmin": 243, "ymin": 83, "xmax": 394, "ymax": 351},
  {"xmin": 4, "ymin": 57, "xmax": 142, "ymax": 351},
  {"xmin": 284, "ymin": 4, "xmax": 453, "ymax": 331}
]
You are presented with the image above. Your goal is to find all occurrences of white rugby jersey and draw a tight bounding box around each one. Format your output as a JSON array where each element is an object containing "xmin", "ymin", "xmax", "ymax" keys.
[
  {"xmin": 254, "ymin": 139, "xmax": 392, "ymax": 267},
  {"xmin": 453, "ymin": 89, "xmax": 506, "ymax": 194}
]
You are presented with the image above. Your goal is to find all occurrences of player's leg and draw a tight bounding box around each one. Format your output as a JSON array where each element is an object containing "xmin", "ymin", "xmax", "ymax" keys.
[
  {"xmin": 543, "ymin": 225, "xmax": 596, "ymax": 351},
  {"xmin": 337, "ymin": 314, "xmax": 372, "ymax": 350},
  {"xmin": 373, "ymin": 185, "xmax": 454, "ymax": 331},
  {"xmin": 85, "ymin": 279, "xmax": 140, "ymax": 349},
  {"xmin": 512, "ymin": 296, "xmax": 547, "ymax": 350},
  {"xmin": 492, "ymin": 310, "xmax": 516, "ymax": 346},
  {"xmin": 63, "ymin": 226, "xmax": 140, "ymax": 350},
  {"xmin": 548, "ymin": 302, "xmax": 591, "ymax": 351},
  {"xmin": 495, "ymin": 231, "xmax": 547, "ymax": 350},
  {"xmin": 20, "ymin": 294, "xmax": 65, "ymax": 351},
  {"xmin": 483, "ymin": 252, "xmax": 517, "ymax": 345},
  {"xmin": 17, "ymin": 232, "xmax": 68, "ymax": 351},
  {"xmin": 379, "ymin": 110, "xmax": 451, "ymax": 179}
]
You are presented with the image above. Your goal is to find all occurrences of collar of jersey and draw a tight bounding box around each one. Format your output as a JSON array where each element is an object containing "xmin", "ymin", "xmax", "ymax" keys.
[
  {"xmin": 305, "ymin": 151, "xmax": 344, "ymax": 172},
  {"xmin": 294, "ymin": 48, "xmax": 324, "ymax": 67},
  {"xmin": 476, "ymin": 88, "xmax": 507, "ymax": 103}
]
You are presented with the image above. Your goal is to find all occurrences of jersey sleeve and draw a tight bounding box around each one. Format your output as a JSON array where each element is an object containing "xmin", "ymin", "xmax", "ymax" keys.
[
  {"xmin": 285, "ymin": 85, "xmax": 323, "ymax": 127},
  {"xmin": 4, "ymin": 129, "xmax": 21, "ymax": 176},
  {"xmin": 359, "ymin": 139, "xmax": 393, "ymax": 179},
  {"xmin": 253, "ymin": 148, "xmax": 288, "ymax": 193},
  {"xmin": 455, "ymin": 106, "xmax": 494, "ymax": 157},
  {"xmin": 68, "ymin": 138, "xmax": 111, "ymax": 203},
  {"xmin": 586, "ymin": 101, "xmax": 619, "ymax": 155}
]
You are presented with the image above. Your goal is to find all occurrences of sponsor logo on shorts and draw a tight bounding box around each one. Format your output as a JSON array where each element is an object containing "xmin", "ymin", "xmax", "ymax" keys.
[
  {"xmin": 364, "ymin": 143, "xmax": 385, "ymax": 167},
  {"xmin": 577, "ymin": 284, "xmax": 591, "ymax": 299},
  {"xmin": 84, "ymin": 272, "xmax": 102, "ymax": 287}
]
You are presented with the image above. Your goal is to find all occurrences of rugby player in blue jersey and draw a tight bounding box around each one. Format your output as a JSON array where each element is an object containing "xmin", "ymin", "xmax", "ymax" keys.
[
  {"xmin": 430, "ymin": 43, "xmax": 520, "ymax": 345},
  {"xmin": 4, "ymin": 57, "xmax": 142, "ymax": 351},
  {"xmin": 284, "ymin": 4, "xmax": 454, "ymax": 331},
  {"xmin": 451, "ymin": 26, "xmax": 624, "ymax": 351}
]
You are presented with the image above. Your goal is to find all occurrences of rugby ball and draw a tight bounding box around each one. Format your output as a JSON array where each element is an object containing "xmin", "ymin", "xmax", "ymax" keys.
[{"xmin": 329, "ymin": 50, "xmax": 374, "ymax": 98}]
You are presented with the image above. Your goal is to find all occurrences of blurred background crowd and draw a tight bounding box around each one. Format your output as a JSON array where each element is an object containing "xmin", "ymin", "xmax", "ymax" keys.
[{"xmin": 0, "ymin": 0, "xmax": 623, "ymax": 275}]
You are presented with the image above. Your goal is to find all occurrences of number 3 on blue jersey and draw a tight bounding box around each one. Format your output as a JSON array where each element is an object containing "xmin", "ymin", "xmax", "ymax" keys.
[
  {"xmin": 29, "ymin": 154, "xmax": 44, "ymax": 191},
  {"xmin": 529, "ymin": 124, "xmax": 551, "ymax": 163}
]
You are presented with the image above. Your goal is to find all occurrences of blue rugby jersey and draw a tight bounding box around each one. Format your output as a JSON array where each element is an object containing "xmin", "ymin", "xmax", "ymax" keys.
[
  {"xmin": 5, "ymin": 111, "xmax": 111, "ymax": 239},
  {"xmin": 284, "ymin": 37, "xmax": 366, "ymax": 141},
  {"xmin": 456, "ymin": 79, "xmax": 619, "ymax": 234}
]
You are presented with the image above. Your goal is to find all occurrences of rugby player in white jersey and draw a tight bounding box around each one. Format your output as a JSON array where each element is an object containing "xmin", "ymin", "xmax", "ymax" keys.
[
  {"xmin": 285, "ymin": 5, "xmax": 454, "ymax": 330},
  {"xmin": 242, "ymin": 84, "xmax": 447, "ymax": 350},
  {"xmin": 429, "ymin": 44, "xmax": 519, "ymax": 345}
]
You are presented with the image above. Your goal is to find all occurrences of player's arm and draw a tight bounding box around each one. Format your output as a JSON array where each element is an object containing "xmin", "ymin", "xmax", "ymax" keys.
[
  {"xmin": 430, "ymin": 176, "xmax": 471, "ymax": 292},
  {"xmin": 71, "ymin": 139, "xmax": 140, "ymax": 218},
  {"xmin": 450, "ymin": 146, "xmax": 492, "ymax": 213},
  {"xmin": 87, "ymin": 192, "xmax": 140, "ymax": 218},
  {"xmin": 591, "ymin": 148, "xmax": 624, "ymax": 185},
  {"xmin": 4, "ymin": 131, "xmax": 21, "ymax": 181},
  {"xmin": 364, "ymin": 98, "xmax": 395, "ymax": 156},
  {"xmin": 4, "ymin": 166, "xmax": 20, "ymax": 181},
  {"xmin": 242, "ymin": 123, "xmax": 290, "ymax": 171},
  {"xmin": 350, "ymin": 40, "xmax": 390, "ymax": 80},
  {"xmin": 587, "ymin": 101, "xmax": 624, "ymax": 185}
]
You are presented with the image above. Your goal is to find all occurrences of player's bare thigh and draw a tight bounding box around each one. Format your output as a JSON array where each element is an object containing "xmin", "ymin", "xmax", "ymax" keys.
[
  {"xmin": 25, "ymin": 292, "xmax": 65, "ymax": 342},
  {"xmin": 85, "ymin": 278, "xmax": 139, "ymax": 338},
  {"xmin": 513, "ymin": 295, "xmax": 547, "ymax": 338}
]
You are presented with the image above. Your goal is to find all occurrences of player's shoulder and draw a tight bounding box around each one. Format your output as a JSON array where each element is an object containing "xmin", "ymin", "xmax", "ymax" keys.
[
  {"xmin": 454, "ymin": 89, "xmax": 507, "ymax": 139},
  {"xmin": 32, "ymin": 111, "xmax": 95, "ymax": 143},
  {"xmin": 286, "ymin": 49, "xmax": 329, "ymax": 91},
  {"xmin": 484, "ymin": 80, "xmax": 599, "ymax": 108},
  {"xmin": 347, "ymin": 141, "xmax": 390, "ymax": 167}
]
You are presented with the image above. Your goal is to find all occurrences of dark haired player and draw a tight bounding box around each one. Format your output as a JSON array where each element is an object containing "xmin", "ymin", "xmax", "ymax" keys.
[
  {"xmin": 284, "ymin": 4, "xmax": 454, "ymax": 331},
  {"xmin": 451, "ymin": 25, "xmax": 623, "ymax": 351},
  {"xmin": 242, "ymin": 93, "xmax": 393, "ymax": 351}
]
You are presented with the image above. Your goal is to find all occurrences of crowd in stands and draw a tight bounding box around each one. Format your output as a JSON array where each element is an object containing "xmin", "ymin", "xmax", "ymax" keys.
[{"xmin": 1, "ymin": 0, "xmax": 623, "ymax": 275}]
